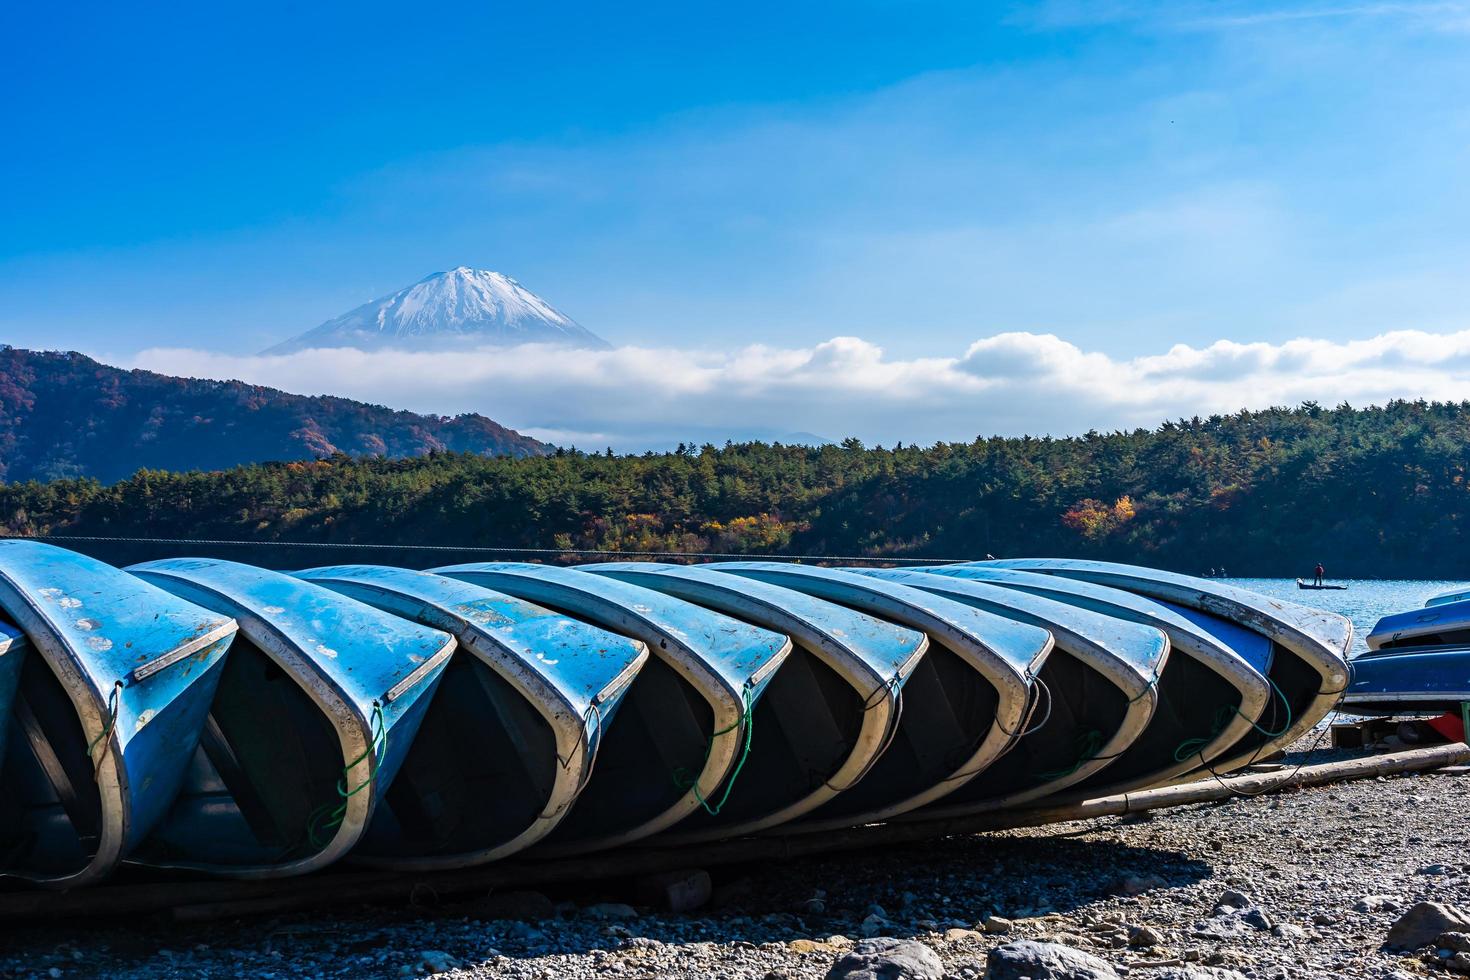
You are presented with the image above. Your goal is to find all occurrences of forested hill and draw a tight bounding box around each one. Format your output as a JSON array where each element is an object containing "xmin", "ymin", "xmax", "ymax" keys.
[
  {"xmin": 0, "ymin": 347, "xmax": 550, "ymax": 482},
  {"xmin": 1, "ymin": 399, "xmax": 1467, "ymax": 577}
]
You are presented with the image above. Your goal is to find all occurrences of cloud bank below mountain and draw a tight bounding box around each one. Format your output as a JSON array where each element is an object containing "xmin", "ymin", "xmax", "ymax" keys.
[{"xmin": 124, "ymin": 328, "xmax": 1470, "ymax": 452}]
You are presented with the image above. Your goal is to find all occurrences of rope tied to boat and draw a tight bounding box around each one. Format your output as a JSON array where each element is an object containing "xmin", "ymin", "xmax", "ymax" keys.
[
  {"xmin": 1239, "ymin": 676, "xmax": 1294, "ymax": 738},
  {"xmin": 86, "ymin": 680, "xmax": 124, "ymax": 779},
  {"xmin": 825, "ymin": 672, "xmax": 906, "ymax": 793},
  {"xmin": 546, "ymin": 701, "xmax": 604, "ymax": 818},
  {"xmin": 1168, "ymin": 674, "xmax": 1295, "ymax": 768},
  {"xmin": 671, "ymin": 685, "xmax": 755, "ymax": 818},
  {"xmin": 306, "ymin": 701, "xmax": 387, "ymax": 850},
  {"xmin": 1127, "ymin": 668, "xmax": 1162, "ymax": 705},
  {"xmin": 1036, "ymin": 728, "xmax": 1105, "ymax": 781},
  {"xmin": 928, "ymin": 670, "xmax": 1057, "ymax": 786},
  {"xmin": 1172, "ymin": 703, "xmax": 1239, "ymax": 763},
  {"xmin": 996, "ymin": 672, "xmax": 1054, "ymax": 740}
]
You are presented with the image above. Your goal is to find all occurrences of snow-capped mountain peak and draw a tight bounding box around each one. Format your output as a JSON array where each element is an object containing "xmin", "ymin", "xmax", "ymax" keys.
[{"xmin": 263, "ymin": 268, "xmax": 609, "ymax": 354}]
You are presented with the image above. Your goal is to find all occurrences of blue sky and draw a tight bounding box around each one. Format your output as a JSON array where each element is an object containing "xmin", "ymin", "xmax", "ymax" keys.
[{"xmin": 5, "ymin": 2, "xmax": 1470, "ymax": 446}]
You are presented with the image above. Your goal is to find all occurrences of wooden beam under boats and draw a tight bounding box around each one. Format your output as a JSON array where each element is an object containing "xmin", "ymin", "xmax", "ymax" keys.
[{"xmin": 1, "ymin": 742, "xmax": 1465, "ymax": 925}]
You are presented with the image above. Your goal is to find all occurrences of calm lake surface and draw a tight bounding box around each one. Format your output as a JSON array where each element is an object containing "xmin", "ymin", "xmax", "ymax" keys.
[{"xmin": 1223, "ymin": 578, "xmax": 1466, "ymax": 658}]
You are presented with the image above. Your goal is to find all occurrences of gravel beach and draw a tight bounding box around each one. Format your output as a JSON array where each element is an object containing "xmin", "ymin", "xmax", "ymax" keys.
[{"xmin": 5, "ymin": 743, "xmax": 1467, "ymax": 980}]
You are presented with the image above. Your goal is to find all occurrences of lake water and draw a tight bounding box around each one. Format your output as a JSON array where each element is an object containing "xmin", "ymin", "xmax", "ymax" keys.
[{"xmin": 1221, "ymin": 578, "xmax": 1467, "ymax": 658}]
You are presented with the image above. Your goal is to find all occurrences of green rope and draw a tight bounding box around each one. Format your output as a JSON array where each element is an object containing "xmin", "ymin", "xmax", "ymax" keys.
[
  {"xmin": 1173, "ymin": 704, "xmax": 1237, "ymax": 762},
  {"xmin": 1037, "ymin": 728, "xmax": 1104, "ymax": 781},
  {"xmin": 672, "ymin": 686, "xmax": 755, "ymax": 817},
  {"xmin": 1244, "ymin": 677, "xmax": 1294, "ymax": 738},
  {"xmin": 1171, "ymin": 678, "xmax": 1295, "ymax": 765},
  {"xmin": 1032, "ymin": 671, "xmax": 1160, "ymax": 783},
  {"xmin": 86, "ymin": 681, "xmax": 124, "ymax": 777},
  {"xmin": 1127, "ymin": 670, "xmax": 1161, "ymax": 704},
  {"xmin": 307, "ymin": 701, "xmax": 387, "ymax": 850}
]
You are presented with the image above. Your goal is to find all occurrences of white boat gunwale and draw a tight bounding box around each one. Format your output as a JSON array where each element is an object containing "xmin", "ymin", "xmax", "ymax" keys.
[
  {"xmin": 127, "ymin": 563, "xmax": 455, "ymax": 879},
  {"xmin": 983, "ymin": 558, "xmax": 1352, "ymax": 776},
  {"xmin": 911, "ymin": 565, "xmax": 1272, "ymax": 786},
  {"xmin": 858, "ymin": 567, "xmax": 1168, "ymax": 809},
  {"xmin": 295, "ymin": 565, "xmax": 652, "ymax": 868},
  {"xmin": 698, "ymin": 561, "xmax": 1054, "ymax": 827},
  {"xmin": 0, "ymin": 544, "xmax": 238, "ymax": 889},
  {"xmin": 431, "ymin": 562, "xmax": 792, "ymax": 852},
  {"xmin": 580, "ymin": 560, "xmax": 930, "ymax": 839}
]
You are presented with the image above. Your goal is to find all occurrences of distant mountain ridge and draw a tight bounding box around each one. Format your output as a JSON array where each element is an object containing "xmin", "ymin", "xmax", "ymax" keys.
[
  {"xmin": 264, "ymin": 267, "xmax": 609, "ymax": 354},
  {"xmin": 0, "ymin": 347, "xmax": 550, "ymax": 483}
]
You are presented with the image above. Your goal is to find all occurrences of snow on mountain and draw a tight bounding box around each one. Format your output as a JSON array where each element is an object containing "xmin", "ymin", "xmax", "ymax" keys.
[{"xmin": 263, "ymin": 268, "xmax": 609, "ymax": 354}]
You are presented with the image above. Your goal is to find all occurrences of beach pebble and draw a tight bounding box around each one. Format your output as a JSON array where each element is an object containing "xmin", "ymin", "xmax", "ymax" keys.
[
  {"xmin": 984, "ymin": 940, "xmax": 1117, "ymax": 980},
  {"xmin": 1129, "ymin": 924, "xmax": 1165, "ymax": 947},
  {"xmin": 983, "ymin": 914, "xmax": 1015, "ymax": 934},
  {"xmin": 1355, "ymin": 895, "xmax": 1401, "ymax": 913},
  {"xmin": 823, "ymin": 938, "xmax": 943, "ymax": 980}
]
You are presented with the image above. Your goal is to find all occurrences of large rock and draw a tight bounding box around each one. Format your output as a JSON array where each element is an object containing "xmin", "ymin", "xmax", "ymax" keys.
[
  {"xmin": 983, "ymin": 940, "xmax": 1118, "ymax": 980},
  {"xmin": 1386, "ymin": 902, "xmax": 1470, "ymax": 949},
  {"xmin": 826, "ymin": 938, "xmax": 944, "ymax": 980}
]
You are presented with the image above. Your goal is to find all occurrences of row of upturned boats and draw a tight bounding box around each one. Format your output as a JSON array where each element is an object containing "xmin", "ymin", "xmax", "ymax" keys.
[{"xmin": 0, "ymin": 542, "xmax": 1355, "ymax": 890}]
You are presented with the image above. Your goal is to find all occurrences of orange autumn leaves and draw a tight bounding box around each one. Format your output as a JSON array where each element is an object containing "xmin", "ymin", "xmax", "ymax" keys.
[{"xmin": 1062, "ymin": 495, "xmax": 1136, "ymax": 540}]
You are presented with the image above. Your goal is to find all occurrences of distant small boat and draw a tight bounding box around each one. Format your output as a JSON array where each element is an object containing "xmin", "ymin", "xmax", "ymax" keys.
[
  {"xmin": 1296, "ymin": 579, "xmax": 1348, "ymax": 591},
  {"xmin": 1344, "ymin": 645, "xmax": 1470, "ymax": 715}
]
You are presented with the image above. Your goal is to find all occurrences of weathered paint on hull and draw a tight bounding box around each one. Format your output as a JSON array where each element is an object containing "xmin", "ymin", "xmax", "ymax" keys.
[
  {"xmin": 127, "ymin": 559, "xmax": 453, "ymax": 878},
  {"xmin": 0, "ymin": 541, "xmax": 237, "ymax": 888},
  {"xmin": 297, "ymin": 564, "xmax": 648, "ymax": 868}
]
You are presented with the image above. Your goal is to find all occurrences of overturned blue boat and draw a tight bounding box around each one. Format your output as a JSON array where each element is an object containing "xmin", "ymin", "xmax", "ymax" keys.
[
  {"xmin": 697, "ymin": 562, "xmax": 1052, "ymax": 827},
  {"xmin": 127, "ymin": 559, "xmax": 454, "ymax": 877},
  {"xmin": 1425, "ymin": 587, "xmax": 1470, "ymax": 609},
  {"xmin": 983, "ymin": 558, "xmax": 1353, "ymax": 773},
  {"xmin": 1366, "ymin": 598, "xmax": 1470, "ymax": 652},
  {"xmin": 1346, "ymin": 595, "xmax": 1470, "ymax": 716},
  {"xmin": 432, "ymin": 563, "xmax": 791, "ymax": 852},
  {"xmin": 580, "ymin": 561, "xmax": 928, "ymax": 839},
  {"xmin": 905, "ymin": 565, "xmax": 1274, "ymax": 786},
  {"xmin": 0, "ymin": 542, "xmax": 237, "ymax": 887},
  {"xmin": 857, "ymin": 567, "xmax": 1169, "ymax": 806},
  {"xmin": 297, "ymin": 565, "xmax": 648, "ymax": 867},
  {"xmin": 1344, "ymin": 646, "xmax": 1470, "ymax": 716}
]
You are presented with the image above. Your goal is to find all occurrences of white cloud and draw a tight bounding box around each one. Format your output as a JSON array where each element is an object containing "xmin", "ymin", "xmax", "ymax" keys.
[{"xmin": 116, "ymin": 328, "xmax": 1470, "ymax": 452}]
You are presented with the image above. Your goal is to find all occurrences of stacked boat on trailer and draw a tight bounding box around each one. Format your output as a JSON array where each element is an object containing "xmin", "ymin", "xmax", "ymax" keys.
[
  {"xmin": 1345, "ymin": 587, "xmax": 1470, "ymax": 719},
  {"xmin": 0, "ymin": 544, "xmax": 1353, "ymax": 888}
]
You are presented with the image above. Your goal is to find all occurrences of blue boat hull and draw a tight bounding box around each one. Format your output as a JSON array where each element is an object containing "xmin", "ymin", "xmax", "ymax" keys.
[
  {"xmin": 0, "ymin": 541, "xmax": 237, "ymax": 887},
  {"xmin": 1345, "ymin": 646, "xmax": 1470, "ymax": 715},
  {"xmin": 128, "ymin": 559, "xmax": 454, "ymax": 878},
  {"xmin": 297, "ymin": 565, "xmax": 648, "ymax": 867}
]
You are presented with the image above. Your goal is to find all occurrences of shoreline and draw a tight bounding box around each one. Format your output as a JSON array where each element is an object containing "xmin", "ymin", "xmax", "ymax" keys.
[{"xmin": 6, "ymin": 740, "xmax": 1466, "ymax": 979}]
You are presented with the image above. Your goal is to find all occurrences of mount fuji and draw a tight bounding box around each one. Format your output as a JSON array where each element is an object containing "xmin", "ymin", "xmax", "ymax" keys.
[{"xmin": 263, "ymin": 268, "xmax": 609, "ymax": 354}]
